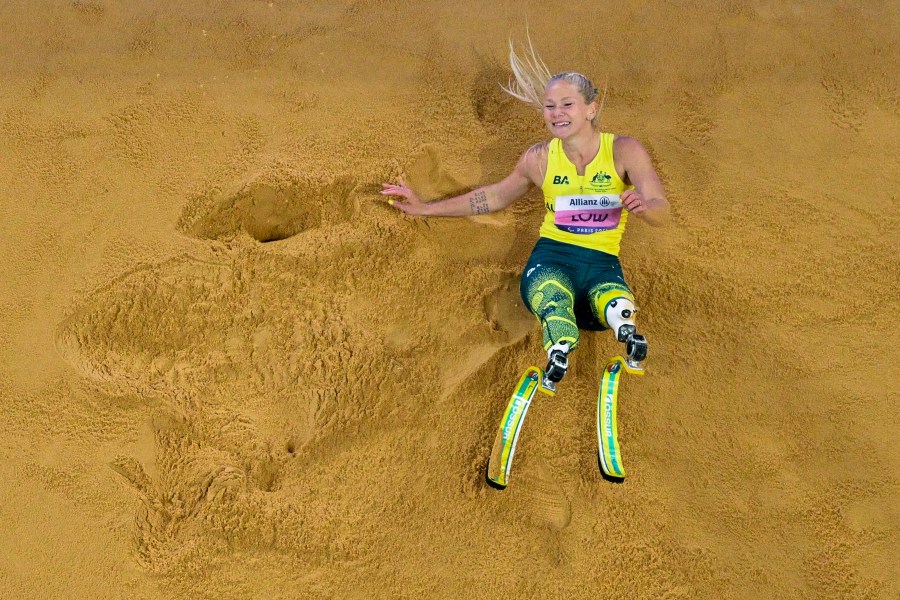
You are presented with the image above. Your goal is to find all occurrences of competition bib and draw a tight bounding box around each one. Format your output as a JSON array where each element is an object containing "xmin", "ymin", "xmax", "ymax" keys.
[{"xmin": 553, "ymin": 194, "xmax": 623, "ymax": 234}]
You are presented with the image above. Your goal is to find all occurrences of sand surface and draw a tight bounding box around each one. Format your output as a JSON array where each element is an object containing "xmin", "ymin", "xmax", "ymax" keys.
[{"xmin": 1, "ymin": 1, "xmax": 898, "ymax": 598}]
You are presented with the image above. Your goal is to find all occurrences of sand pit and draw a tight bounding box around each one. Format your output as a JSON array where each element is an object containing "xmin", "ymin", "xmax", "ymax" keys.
[{"xmin": 1, "ymin": 1, "xmax": 898, "ymax": 598}]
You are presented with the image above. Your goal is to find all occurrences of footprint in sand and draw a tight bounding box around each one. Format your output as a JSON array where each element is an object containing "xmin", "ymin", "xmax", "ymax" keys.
[{"xmin": 521, "ymin": 461, "xmax": 572, "ymax": 530}]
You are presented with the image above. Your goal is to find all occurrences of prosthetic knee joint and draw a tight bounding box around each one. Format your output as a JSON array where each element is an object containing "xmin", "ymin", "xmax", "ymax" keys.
[{"xmin": 602, "ymin": 296, "xmax": 649, "ymax": 369}]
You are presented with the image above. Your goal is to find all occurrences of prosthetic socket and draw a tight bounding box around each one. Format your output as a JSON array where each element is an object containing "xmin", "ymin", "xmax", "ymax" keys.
[{"xmin": 602, "ymin": 296, "xmax": 648, "ymax": 369}]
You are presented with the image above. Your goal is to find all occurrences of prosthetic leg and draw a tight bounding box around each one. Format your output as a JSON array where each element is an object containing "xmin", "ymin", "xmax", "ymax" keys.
[
  {"xmin": 593, "ymin": 288, "xmax": 647, "ymax": 480},
  {"xmin": 487, "ymin": 273, "xmax": 579, "ymax": 488},
  {"xmin": 488, "ymin": 279, "xmax": 652, "ymax": 489},
  {"xmin": 486, "ymin": 340, "xmax": 571, "ymax": 489}
]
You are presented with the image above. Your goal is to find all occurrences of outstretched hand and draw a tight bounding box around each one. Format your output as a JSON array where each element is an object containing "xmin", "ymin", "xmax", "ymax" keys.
[{"xmin": 381, "ymin": 178, "xmax": 430, "ymax": 216}]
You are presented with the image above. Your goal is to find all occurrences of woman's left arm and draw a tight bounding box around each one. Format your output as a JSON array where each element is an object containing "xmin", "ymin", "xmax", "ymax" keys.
[{"xmin": 615, "ymin": 136, "xmax": 670, "ymax": 227}]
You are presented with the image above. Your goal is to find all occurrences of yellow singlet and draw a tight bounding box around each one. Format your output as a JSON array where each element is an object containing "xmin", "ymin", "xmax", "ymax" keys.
[{"xmin": 539, "ymin": 133, "xmax": 634, "ymax": 256}]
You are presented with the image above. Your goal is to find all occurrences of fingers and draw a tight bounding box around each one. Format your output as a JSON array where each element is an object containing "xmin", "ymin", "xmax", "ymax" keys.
[
  {"xmin": 381, "ymin": 182, "xmax": 413, "ymax": 198},
  {"xmin": 381, "ymin": 181, "xmax": 424, "ymax": 211},
  {"xmin": 386, "ymin": 198, "xmax": 417, "ymax": 215},
  {"xmin": 379, "ymin": 184, "xmax": 410, "ymax": 210},
  {"xmin": 620, "ymin": 189, "xmax": 644, "ymax": 212},
  {"xmin": 381, "ymin": 186, "xmax": 409, "ymax": 208},
  {"xmin": 381, "ymin": 177, "xmax": 408, "ymax": 192},
  {"xmin": 380, "ymin": 180, "xmax": 424, "ymax": 215}
]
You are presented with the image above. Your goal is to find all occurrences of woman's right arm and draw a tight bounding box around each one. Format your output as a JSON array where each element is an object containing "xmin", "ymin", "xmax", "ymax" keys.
[{"xmin": 381, "ymin": 145, "xmax": 545, "ymax": 217}]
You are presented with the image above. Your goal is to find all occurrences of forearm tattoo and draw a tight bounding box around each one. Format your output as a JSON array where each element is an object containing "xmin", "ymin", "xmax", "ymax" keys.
[{"xmin": 470, "ymin": 190, "xmax": 489, "ymax": 215}]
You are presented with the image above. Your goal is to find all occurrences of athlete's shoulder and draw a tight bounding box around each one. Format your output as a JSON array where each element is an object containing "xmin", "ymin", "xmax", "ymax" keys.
[
  {"xmin": 612, "ymin": 135, "xmax": 647, "ymax": 155},
  {"xmin": 611, "ymin": 135, "xmax": 661, "ymax": 189},
  {"xmin": 515, "ymin": 140, "xmax": 551, "ymax": 184},
  {"xmin": 524, "ymin": 139, "xmax": 551, "ymax": 159}
]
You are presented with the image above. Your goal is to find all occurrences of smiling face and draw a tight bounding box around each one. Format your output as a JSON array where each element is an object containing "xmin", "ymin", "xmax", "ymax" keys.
[{"xmin": 542, "ymin": 79, "xmax": 596, "ymax": 138}]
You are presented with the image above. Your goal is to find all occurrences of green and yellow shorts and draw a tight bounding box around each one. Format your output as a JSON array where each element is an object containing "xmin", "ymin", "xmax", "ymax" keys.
[{"xmin": 519, "ymin": 237, "xmax": 634, "ymax": 351}]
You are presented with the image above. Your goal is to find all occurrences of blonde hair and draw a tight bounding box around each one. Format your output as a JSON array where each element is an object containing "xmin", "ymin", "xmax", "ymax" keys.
[{"xmin": 501, "ymin": 37, "xmax": 607, "ymax": 127}]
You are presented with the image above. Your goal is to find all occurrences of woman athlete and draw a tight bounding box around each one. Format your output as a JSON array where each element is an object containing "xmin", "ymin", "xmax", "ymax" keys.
[{"xmin": 382, "ymin": 44, "xmax": 669, "ymax": 391}]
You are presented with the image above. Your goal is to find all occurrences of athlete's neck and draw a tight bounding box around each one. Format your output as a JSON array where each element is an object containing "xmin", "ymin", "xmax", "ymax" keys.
[{"xmin": 560, "ymin": 130, "xmax": 601, "ymax": 174}]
